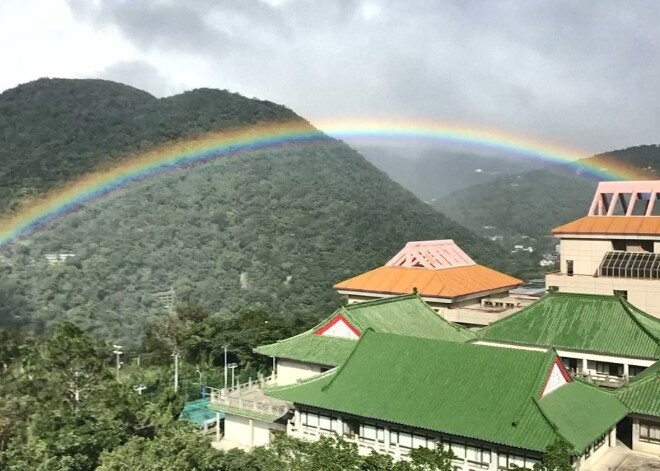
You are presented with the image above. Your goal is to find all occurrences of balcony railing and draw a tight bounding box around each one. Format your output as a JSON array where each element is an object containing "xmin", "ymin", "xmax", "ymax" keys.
[
  {"xmin": 208, "ymin": 375, "xmax": 291, "ymax": 419},
  {"xmin": 572, "ymin": 371, "xmax": 628, "ymax": 389}
]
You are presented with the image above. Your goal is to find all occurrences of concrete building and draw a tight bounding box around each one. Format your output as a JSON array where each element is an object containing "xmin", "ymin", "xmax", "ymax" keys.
[
  {"xmin": 269, "ymin": 331, "xmax": 628, "ymax": 470},
  {"xmin": 546, "ymin": 181, "xmax": 660, "ymax": 318},
  {"xmin": 334, "ymin": 240, "xmax": 528, "ymax": 327},
  {"xmin": 475, "ymin": 292, "xmax": 660, "ymax": 386},
  {"xmin": 255, "ymin": 294, "xmax": 474, "ymax": 386}
]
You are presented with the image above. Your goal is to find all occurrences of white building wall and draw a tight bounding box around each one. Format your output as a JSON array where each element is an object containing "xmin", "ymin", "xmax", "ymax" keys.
[
  {"xmin": 224, "ymin": 413, "xmax": 285, "ymax": 450},
  {"xmin": 558, "ymin": 239, "xmax": 612, "ymax": 276},
  {"xmin": 277, "ymin": 359, "xmax": 324, "ymax": 386},
  {"xmin": 632, "ymin": 416, "xmax": 660, "ymax": 455},
  {"xmin": 225, "ymin": 414, "xmax": 252, "ymax": 448}
]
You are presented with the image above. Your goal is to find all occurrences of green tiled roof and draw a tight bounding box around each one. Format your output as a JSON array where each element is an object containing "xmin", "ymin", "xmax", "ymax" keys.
[
  {"xmin": 617, "ymin": 360, "xmax": 660, "ymax": 417},
  {"xmin": 477, "ymin": 293, "xmax": 660, "ymax": 359},
  {"xmin": 255, "ymin": 294, "xmax": 474, "ymax": 366},
  {"xmin": 270, "ymin": 331, "xmax": 627, "ymax": 453}
]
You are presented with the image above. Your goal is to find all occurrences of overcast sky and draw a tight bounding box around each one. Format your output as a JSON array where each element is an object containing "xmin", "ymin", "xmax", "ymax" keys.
[{"xmin": 0, "ymin": 0, "xmax": 658, "ymax": 155}]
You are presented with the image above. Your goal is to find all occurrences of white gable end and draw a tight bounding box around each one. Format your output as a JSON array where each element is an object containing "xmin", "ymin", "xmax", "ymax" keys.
[
  {"xmin": 319, "ymin": 318, "xmax": 360, "ymax": 340},
  {"xmin": 541, "ymin": 362, "xmax": 569, "ymax": 398}
]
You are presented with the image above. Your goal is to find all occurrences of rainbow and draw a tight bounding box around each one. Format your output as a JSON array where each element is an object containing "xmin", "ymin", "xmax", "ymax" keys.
[{"xmin": 0, "ymin": 119, "xmax": 644, "ymax": 248}]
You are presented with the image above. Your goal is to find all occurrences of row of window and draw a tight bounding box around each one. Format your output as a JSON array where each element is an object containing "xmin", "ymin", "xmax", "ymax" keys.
[
  {"xmin": 640, "ymin": 420, "xmax": 660, "ymax": 444},
  {"xmin": 300, "ymin": 412, "xmax": 538, "ymax": 467}
]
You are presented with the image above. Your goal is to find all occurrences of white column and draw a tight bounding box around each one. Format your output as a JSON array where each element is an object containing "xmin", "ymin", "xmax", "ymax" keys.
[
  {"xmin": 581, "ymin": 358, "xmax": 588, "ymax": 374},
  {"xmin": 384, "ymin": 426, "xmax": 391, "ymax": 449},
  {"xmin": 249, "ymin": 418, "xmax": 254, "ymax": 449},
  {"xmin": 215, "ymin": 412, "xmax": 221, "ymax": 442},
  {"xmin": 623, "ymin": 364, "xmax": 629, "ymax": 378},
  {"xmin": 490, "ymin": 449, "xmax": 498, "ymax": 471}
]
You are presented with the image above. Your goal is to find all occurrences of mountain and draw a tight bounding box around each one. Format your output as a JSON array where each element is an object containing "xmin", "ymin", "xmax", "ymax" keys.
[
  {"xmin": 357, "ymin": 145, "xmax": 542, "ymax": 201},
  {"xmin": 434, "ymin": 145, "xmax": 660, "ymax": 258},
  {"xmin": 0, "ymin": 79, "xmax": 517, "ymax": 343}
]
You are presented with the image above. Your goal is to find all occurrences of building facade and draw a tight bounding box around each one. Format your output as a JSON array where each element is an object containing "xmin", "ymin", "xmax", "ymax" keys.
[
  {"xmin": 476, "ymin": 292, "xmax": 660, "ymax": 386},
  {"xmin": 546, "ymin": 181, "xmax": 660, "ymax": 318},
  {"xmin": 270, "ymin": 331, "xmax": 628, "ymax": 470}
]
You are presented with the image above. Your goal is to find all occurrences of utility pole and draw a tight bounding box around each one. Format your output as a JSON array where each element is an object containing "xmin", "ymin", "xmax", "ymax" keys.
[
  {"xmin": 112, "ymin": 344, "xmax": 123, "ymax": 381},
  {"xmin": 229, "ymin": 363, "xmax": 238, "ymax": 389},
  {"xmin": 223, "ymin": 344, "xmax": 228, "ymax": 392},
  {"xmin": 172, "ymin": 349, "xmax": 180, "ymax": 393}
]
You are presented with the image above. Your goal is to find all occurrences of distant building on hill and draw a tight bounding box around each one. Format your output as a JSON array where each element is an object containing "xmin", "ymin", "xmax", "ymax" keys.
[
  {"xmin": 333, "ymin": 239, "xmax": 529, "ymax": 327},
  {"xmin": 547, "ymin": 181, "xmax": 660, "ymax": 318},
  {"xmin": 44, "ymin": 252, "xmax": 75, "ymax": 266}
]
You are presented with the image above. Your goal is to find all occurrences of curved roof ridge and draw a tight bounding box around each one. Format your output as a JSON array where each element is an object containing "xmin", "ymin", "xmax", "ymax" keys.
[{"xmin": 619, "ymin": 298, "xmax": 660, "ymax": 345}]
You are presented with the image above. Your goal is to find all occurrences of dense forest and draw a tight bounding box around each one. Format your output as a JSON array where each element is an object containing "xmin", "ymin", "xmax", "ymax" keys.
[
  {"xmin": 434, "ymin": 145, "xmax": 660, "ymax": 256},
  {"xmin": 0, "ymin": 78, "xmax": 521, "ymax": 344}
]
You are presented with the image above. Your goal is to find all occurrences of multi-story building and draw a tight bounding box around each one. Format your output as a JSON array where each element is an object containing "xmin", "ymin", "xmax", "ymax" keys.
[
  {"xmin": 546, "ymin": 181, "xmax": 660, "ymax": 318},
  {"xmin": 269, "ymin": 331, "xmax": 628, "ymax": 470},
  {"xmin": 476, "ymin": 292, "xmax": 660, "ymax": 385},
  {"xmin": 334, "ymin": 240, "xmax": 527, "ymax": 327}
]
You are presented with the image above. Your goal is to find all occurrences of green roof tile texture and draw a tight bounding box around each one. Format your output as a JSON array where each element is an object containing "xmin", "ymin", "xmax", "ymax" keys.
[
  {"xmin": 255, "ymin": 333, "xmax": 356, "ymax": 366},
  {"xmin": 270, "ymin": 331, "xmax": 626, "ymax": 453},
  {"xmin": 617, "ymin": 360, "xmax": 660, "ymax": 416},
  {"xmin": 477, "ymin": 293, "xmax": 660, "ymax": 359},
  {"xmin": 538, "ymin": 381, "xmax": 629, "ymax": 451},
  {"xmin": 255, "ymin": 294, "xmax": 474, "ymax": 366}
]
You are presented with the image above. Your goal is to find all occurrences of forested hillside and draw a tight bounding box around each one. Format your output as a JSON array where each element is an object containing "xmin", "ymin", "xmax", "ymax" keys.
[
  {"xmin": 0, "ymin": 79, "xmax": 515, "ymax": 343},
  {"xmin": 434, "ymin": 145, "xmax": 660, "ymax": 256}
]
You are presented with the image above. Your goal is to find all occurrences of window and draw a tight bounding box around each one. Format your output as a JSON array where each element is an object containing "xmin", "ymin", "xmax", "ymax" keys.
[
  {"xmin": 566, "ymin": 260, "xmax": 574, "ymax": 276},
  {"xmin": 358, "ymin": 423, "xmax": 384, "ymax": 442},
  {"xmin": 629, "ymin": 365, "xmax": 646, "ymax": 377},
  {"xmin": 442, "ymin": 439, "xmax": 466, "ymax": 459},
  {"xmin": 599, "ymin": 251, "xmax": 660, "ymax": 279},
  {"xmin": 640, "ymin": 420, "xmax": 660, "ymax": 444},
  {"xmin": 467, "ymin": 446, "xmax": 490, "ymax": 464},
  {"xmin": 593, "ymin": 434, "xmax": 606, "ymax": 451},
  {"xmin": 596, "ymin": 362, "xmax": 623, "ymax": 377},
  {"xmin": 498, "ymin": 453, "xmax": 536, "ymax": 470},
  {"xmin": 302, "ymin": 412, "xmax": 319, "ymax": 428}
]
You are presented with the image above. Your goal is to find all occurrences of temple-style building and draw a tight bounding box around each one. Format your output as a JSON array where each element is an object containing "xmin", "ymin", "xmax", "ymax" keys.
[
  {"xmin": 547, "ymin": 181, "xmax": 660, "ymax": 318},
  {"xmin": 270, "ymin": 331, "xmax": 628, "ymax": 470},
  {"xmin": 334, "ymin": 240, "xmax": 527, "ymax": 327}
]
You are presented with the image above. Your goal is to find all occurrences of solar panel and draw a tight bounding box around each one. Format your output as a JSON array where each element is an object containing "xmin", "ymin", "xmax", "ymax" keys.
[{"xmin": 599, "ymin": 251, "xmax": 660, "ymax": 279}]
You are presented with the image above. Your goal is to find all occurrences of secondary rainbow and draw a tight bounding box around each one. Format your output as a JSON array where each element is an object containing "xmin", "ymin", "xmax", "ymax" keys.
[{"xmin": 0, "ymin": 119, "xmax": 641, "ymax": 248}]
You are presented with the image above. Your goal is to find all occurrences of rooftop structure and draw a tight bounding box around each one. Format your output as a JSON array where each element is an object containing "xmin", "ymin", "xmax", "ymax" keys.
[
  {"xmin": 547, "ymin": 180, "xmax": 660, "ymax": 318},
  {"xmin": 477, "ymin": 292, "xmax": 660, "ymax": 361},
  {"xmin": 270, "ymin": 331, "xmax": 627, "ymax": 465},
  {"xmin": 255, "ymin": 294, "xmax": 474, "ymax": 385},
  {"xmin": 334, "ymin": 240, "xmax": 526, "ymax": 327}
]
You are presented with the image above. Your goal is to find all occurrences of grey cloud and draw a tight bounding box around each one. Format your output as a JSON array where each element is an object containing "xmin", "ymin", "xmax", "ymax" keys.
[
  {"xmin": 95, "ymin": 60, "xmax": 174, "ymax": 98},
  {"xmin": 65, "ymin": 0, "xmax": 660, "ymax": 153}
]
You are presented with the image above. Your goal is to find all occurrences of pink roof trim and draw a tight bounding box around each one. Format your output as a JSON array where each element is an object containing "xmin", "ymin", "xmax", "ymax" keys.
[
  {"xmin": 588, "ymin": 181, "xmax": 660, "ymax": 217},
  {"xmin": 385, "ymin": 240, "xmax": 475, "ymax": 269}
]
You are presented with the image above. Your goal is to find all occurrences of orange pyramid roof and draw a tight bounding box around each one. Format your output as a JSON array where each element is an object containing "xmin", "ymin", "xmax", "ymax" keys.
[{"xmin": 334, "ymin": 265, "xmax": 521, "ymax": 299}]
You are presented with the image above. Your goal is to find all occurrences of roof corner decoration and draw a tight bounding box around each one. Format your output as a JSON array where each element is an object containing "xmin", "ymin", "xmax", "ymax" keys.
[
  {"xmin": 385, "ymin": 239, "xmax": 476, "ymax": 269},
  {"xmin": 588, "ymin": 181, "xmax": 660, "ymax": 217},
  {"xmin": 540, "ymin": 357, "xmax": 572, "ymax": 399},
  {"xmin": 315, "ymin": 313, "xmax": 360, "ymax": 340}
]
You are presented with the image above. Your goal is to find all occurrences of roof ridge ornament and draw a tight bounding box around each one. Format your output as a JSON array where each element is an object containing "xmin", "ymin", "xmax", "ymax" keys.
[
  {"xmin": 385, "ymin": 239, "xmax": 475, "ymax": 269},
  {"xmin": 588, "ymin": 181, "xmax": 660, "ymax": 217}
]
